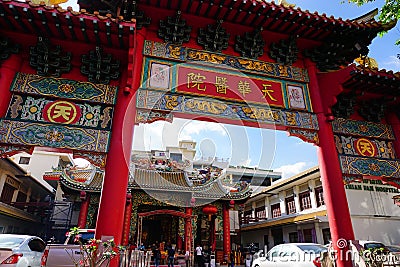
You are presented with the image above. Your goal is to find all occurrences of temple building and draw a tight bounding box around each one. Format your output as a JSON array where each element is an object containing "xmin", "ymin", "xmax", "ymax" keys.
[{"xmin": 0, "ymin": 0, "xmax": 398, "ymax": 266}]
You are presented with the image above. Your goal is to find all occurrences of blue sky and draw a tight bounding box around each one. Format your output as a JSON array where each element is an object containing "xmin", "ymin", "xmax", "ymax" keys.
[{"xmin": 63, "ymin": 0, "xmax": 400, "ymax": 178}]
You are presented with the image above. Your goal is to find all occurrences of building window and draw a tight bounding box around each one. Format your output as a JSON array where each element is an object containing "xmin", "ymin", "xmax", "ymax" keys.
[
  {"xmin": 255, "ymin": 206, "xmax": 266, "ymax": 219},
  {"xmin": 170, "ymin": 153, "xmax": 182, "ymax": 162},
  {"xmin": 271, "ymin": 203, "xmax": 281, "ymax": 218},
  {"xmin": 322, "ymin": 228, "xmax": 331, "ymax": 245},
  {"xmin": 315, "ymin": 186, "xmax": 324, "ymax": 207},
  {"xmin": 18, "ymin": 157, "xmax": 30, "ymax": 165},
  {"xmin": 303, "ymin": 229, "xmax": 314, "ymax": 243},
  {"xmin": 299, "ymin": 191, "xmax": 312, "ymax": 211},
  {"xmin": 289, "ymin": 232, "xmax": 298, "ymax": 243},
  {"xmin": 285, "ymin": 196, "xmax": 296, "ymax": 214},
  {"xmin": 1, "ymin": 183, "xmax": 16, "ymax": 203}
]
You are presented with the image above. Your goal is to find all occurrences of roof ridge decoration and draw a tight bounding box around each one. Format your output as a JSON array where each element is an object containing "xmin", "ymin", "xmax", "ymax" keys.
[
  {"xmin": 198, "ymin": 20, "xmax": 230, "ymax": 52},
  {"xmin": 0, "ymin": 37, "xmax": 19, "ymax": 63},
  {"xmin": 30, "ymin": 36, "xmax": 71, "ymax": 77},
  {"xmin": 235, "ymin": 27, "xmax": 265, "ymax": 59},
  {"xmin": 158, "ymin": 11, "xmax": 192, "ymax": 45},
  {"xmin": 53, "ymin": 163, "xmax": 252, "ymax": 199}
]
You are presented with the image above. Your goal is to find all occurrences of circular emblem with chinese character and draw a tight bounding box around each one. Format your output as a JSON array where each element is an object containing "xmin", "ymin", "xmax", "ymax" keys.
[
  {"xmin": 43, "ymin": 101, "xmax": 81, "ymax": 125},
  {"xmin": 354, "ymin": 138, "xmax": 376, "ymax": 157}
]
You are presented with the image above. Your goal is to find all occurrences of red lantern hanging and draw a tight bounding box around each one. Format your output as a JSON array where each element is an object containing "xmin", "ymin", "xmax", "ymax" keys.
[
  {"xmin": 202, "ymin": 204, "xmax": 218, "ymax": 220},
  {"xmin": 229, "ymin": 200, "xmax": 235, "ymax": 209}
]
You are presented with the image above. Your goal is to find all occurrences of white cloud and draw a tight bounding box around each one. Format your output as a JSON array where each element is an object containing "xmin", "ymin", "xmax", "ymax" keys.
[
  {"xmin": 275, "ymin": 162, "xmax": 308, "ymax": 179},
  {"xmin": 133, "ymin": 118, "xmax": 228, "ymax": 151},
  {"xmin": 380, "ymin": 55, "xmax": 400, "ymax": 72},
  {"xmin": 179, "ymin": 120, "xmax": 227, "ymax": 138}
]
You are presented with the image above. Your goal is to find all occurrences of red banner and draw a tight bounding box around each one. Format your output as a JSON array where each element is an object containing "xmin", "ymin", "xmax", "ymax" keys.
[{"xmin": 177, "ymin": 66, "xmax": 285, "ymax": 107}]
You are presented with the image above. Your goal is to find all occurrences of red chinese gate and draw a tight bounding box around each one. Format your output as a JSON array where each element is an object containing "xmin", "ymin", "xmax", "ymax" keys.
[{"xmin": 0, "ymin": 1, "xmax": 398, "ymax": 267}]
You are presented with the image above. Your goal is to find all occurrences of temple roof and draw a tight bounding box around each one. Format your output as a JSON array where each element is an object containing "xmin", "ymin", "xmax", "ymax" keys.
[
  {"xmin": 0, "ymin": 0, "xmax": 135, "ymax": 48},
  {"xmin": 0, "ymin": 0, "xmax": 394, "ymax": 72},
  {"xmin": 343, "ymin": 66, "xmax": 400, "ymax": 96},
  {"xmin": 44, "ymin": 167, "xmax": 252, "ymax": 200},
  {"xmin": 76, "ymin": 0, "xmax": 395, "ymax": 71}
]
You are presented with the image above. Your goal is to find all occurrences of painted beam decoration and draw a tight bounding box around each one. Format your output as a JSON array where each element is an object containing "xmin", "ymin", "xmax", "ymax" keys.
[
  {"xmin": 333, "ymin": 118, "xmax": 400, "ymax": 179},
  {"xmin": 136, "ymin": 89, "xmax": 318, "ymax": 130},
  {"xmin": 0, "ymin": 73, "xmax": 118, "ymax": 162},
  {"xmin": 139, "ymin": 40, "xmax": 317, "ymax": 137}
]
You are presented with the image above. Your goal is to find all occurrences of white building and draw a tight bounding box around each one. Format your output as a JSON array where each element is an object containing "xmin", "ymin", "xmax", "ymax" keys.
[
  {"xmin": 10, "ymin": 147, "xmax": 74, "ymax": 199},
  {"xmin": 240, "ymin": 166, "xmax": 400, "ymax": 250}
]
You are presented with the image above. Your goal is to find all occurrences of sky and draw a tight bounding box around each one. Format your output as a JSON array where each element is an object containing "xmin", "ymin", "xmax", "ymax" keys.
[{"xmin": 64, "ymin": 0, "xmax": 400, "ymax": 178}]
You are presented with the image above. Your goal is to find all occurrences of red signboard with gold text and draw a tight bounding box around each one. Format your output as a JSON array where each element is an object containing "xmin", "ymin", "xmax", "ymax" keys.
[{"xmin": 177, "ymin": 66, "xmax": 285, "ymax": 107}]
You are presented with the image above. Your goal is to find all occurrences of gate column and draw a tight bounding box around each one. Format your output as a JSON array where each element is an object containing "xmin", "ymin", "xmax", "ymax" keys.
[
  {"xmin": 306, "ymin": 59, "xmax": 354, "ymax": 267},
  {"xmin": 184, "ymin": 207, "xmax": 192, "ymax": 252},
  {"xmin": 223, "ymin": 204, "xmax": 230, "ymax": 262},
  {"xmin": 0, "ymin": 55, "xmax": 22, "ymax": 117},
  {"xmin": 77, "ymin": 192, "xmax": 90, "ymax": 229},
  {"xmin": 95, "ymin": 27, "xmax": 146, "ymax": 261}
]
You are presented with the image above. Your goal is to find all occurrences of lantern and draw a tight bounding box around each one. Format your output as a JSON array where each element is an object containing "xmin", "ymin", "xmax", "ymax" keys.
[
  {"xmin": 190, "ymin": 197, "xmax": 196, "ymax": 207},
  {"xmin": 202, "ymin": 204, "xmax": 218, "ymax": 220},
  {"xmin": 229, "ymin": 200, "xmax": 235, "ymax": 209}
]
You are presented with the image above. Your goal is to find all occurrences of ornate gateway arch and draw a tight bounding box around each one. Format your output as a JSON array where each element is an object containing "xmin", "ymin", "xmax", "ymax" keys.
[{"xmin": 0, "ymin": 1, "xmax": 397, "ymax": 267}]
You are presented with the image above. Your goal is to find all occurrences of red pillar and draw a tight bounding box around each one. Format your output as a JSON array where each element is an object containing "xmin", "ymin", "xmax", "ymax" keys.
[
  {"xmin": 0, "ymin": 55, "xmax": 22, "ymax": 117},
  {"xmin": 223, "ymin": 204, "xmax": 230, "ymax": 262},
  {"xmin": 77, "ymin": 193, "xmax": 90, "ymax": 229},
  {"xmin": 122, "ymin": 194, "xmax": 133, "ymax": 246},
  {"xmin": 184, "ymin": 207, "xmax": 193, "ymax": 252},
  {"xmin": 386, "ymin": 113, "xmax": 400, "ymax": 157},
  {"xmin": 177, "ymin": 236, "xmax": 183, "ymax": 251},
  {"xmin": 306, "ymin": 59, "xmax": 354, "ymax": 267},
  {"xmin": 210, "ymin": 216, "xmax": 216, "ymax": 251},
  {"xmin": 95, "ymin": 27, "xmax": 146, "ymax": 265}
]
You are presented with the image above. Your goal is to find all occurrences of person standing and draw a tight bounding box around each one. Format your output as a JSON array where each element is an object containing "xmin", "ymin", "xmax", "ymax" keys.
[
  {"xmin": 153, "ymin": 245, "xmax": 161, "ymax": 267},
  {"xmin": 230, "ymin": 251, "xmax": 235, "ymax": 267},
  {"xmin": 195, "ymin": 244, "xmax": 203, "ymax": 267},
  {"xmin": 167, "ymin": 246, "xmax": 175, "ymax": 267},
  {"xmin": 185, "ymin": 250, "xmax": 190, "ymax": 267}
]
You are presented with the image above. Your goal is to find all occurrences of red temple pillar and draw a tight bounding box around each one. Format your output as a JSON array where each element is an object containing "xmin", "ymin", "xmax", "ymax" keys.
[
  {"xmin": 386, "ymin": 113, "xmax": 400, "ymax": 157},
  {"xmin": 95, "ymin": 27, "xmax": 146, "ymax": 265},
  {"xmin": 306, "ymin": 59, "xmax": 354, "ymax": 267},
  {"xmin": 210, "ymin": 215, "xmax": 216, "ymax": 251},
  {"xmin": 0, "ymin": 55, "xmax": 22, "ymax": 117},
  {"xmin": 77, "ymin": 192, "xmax": 90, "ymax": 229},
  {"xmin": 122, "ymin": 193, "xmax": 133, "ymax": 246},
  {"xmin": 177, "ymin": 236, "xmax": 183, "ymax": 251},
  {"xmin": 223, "ymin": 204, "xmax": 230, "ymax": 262},
  {"xmin": 184, "ymin": 207, "xmax": 193, "ymax": 252}
]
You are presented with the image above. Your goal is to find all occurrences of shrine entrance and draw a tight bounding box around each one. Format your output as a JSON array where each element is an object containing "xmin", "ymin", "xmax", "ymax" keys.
[{"xmin": 137, "ymin": 210, "xmax": 194, "ymax": 254}]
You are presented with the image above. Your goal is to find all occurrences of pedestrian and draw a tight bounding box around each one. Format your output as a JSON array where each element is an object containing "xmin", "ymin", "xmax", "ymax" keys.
[
  {"xmin": 153, "ymin": 245, "xmax": 161, "ymax": 267},
  {"xmin": 230, "ymin": 251, "xmax": 235, "ymax": 267},
  {"xmin": 185, "ymin": 250, "xmax": 190, "ymax": 267},
  {"xmin": 195, "ymin": 244, "xmax": 203, "ymax": 267},
  {"xmin": 167, "ymin": 245, "xmax": 175, "ymax": 267}
]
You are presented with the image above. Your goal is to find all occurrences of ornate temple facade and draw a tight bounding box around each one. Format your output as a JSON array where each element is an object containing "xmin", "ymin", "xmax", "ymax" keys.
[{"xmin": 0, "ymin": 0, "xmax": 398, "ymax": 266}]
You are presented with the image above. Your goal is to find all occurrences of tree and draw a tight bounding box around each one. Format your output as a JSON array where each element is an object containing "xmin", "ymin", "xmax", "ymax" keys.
[{"xmin": 346, "ymin": 0, "xmax": 400, "ymax": 45}]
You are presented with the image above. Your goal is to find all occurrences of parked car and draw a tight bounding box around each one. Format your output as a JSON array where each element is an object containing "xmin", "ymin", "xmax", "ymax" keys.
[
  {"xmin": 358, "ymin": 240, "xmax": 387, "ymax": 251},
  {"xmin": 251, "ymin": 243, "xmax": 327, "ymax": 267},
  {"xmin": 0, "ymin": 234, "xmax": 46, "ymax": 267},
  {"xmin": 384, "ymin": 245, "xmax": 400, "ymax": 266},
  {"xmin": 43, "ymin": 229, "xmax": 95, "ymax": 267}
]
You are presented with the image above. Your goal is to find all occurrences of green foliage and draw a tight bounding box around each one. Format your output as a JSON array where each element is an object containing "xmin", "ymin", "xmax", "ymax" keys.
[
  {"xmin": 345, "ymin": 0, "xmax": 399, "ymax": 45},
  {"xmin": 65, "ymin": 227, "xmax": 124, "ymax": 267}
]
